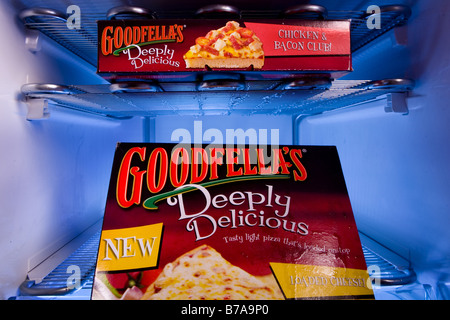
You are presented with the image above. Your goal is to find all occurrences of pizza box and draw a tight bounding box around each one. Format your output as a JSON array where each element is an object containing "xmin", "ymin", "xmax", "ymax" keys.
[
  {"xmin": 97, "ymin": 19, "xmax": 352, "ymax": 81},
  {"xmin": 91, "ymin": 143, "xmax": 374, "ymax": 300}
]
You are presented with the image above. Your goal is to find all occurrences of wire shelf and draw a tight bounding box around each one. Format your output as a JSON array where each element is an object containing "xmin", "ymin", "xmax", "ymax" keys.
[
  {"xmin": 18, "ymin": 230, "xmax": 101, "ymax": 298},
  {"xmin": 21, "ymin": 79, "xmax": 414, "ymax": 118},
  {"xmin": 363, "ymin": 246, "xmax": 416, "ymax": 286},
  {"xmin": 15, "ymin": 227, "xmax": 415, "ymax": 299}
]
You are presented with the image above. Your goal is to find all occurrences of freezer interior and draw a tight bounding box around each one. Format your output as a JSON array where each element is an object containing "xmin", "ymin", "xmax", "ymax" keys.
[{"xmin": 1, "ymin": 0, "xmax": 449, "ymax": 300}]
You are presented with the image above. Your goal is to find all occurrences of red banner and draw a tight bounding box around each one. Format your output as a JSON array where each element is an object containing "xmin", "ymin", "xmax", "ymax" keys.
[{"xmin": 244, "ymin": 21, "xmax": 350, "ymax": 57}]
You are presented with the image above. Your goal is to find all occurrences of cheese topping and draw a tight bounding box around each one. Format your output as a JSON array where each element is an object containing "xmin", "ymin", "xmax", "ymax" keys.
[
  {"xmin": 183, "ymin": 21, "xmax": 264, "ymax": 66},
  {"xmin": 142, "ymin": 245, "xmax": 283, "ymax": 300}
]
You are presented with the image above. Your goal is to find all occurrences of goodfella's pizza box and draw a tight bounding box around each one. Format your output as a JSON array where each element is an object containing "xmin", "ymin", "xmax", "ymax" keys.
[
  {"xmin": 97, "ymin": 19, "xmax": 352, "ymax": 80},
  {"xmin": 91, "ymin": 143, "xmax": 374, "ymax": 300}
]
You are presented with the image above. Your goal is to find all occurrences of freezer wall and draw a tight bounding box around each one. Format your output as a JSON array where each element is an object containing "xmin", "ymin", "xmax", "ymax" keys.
[
  {"xmin": 0, "ymin": 3, "xmax": 142, "ymax": 299},
  {"xmin": 298, "ymin": 0, "xmax": 450, "ymax": 288}
]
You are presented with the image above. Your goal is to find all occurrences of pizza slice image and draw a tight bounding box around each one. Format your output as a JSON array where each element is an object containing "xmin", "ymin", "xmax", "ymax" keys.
[
  {"xmin": 142, "ymin": 245, "xmax": 283, "ymax": 300},
  {"xmin": 183, "ymin": 21, "xmax": 264, "ymax": 69}
]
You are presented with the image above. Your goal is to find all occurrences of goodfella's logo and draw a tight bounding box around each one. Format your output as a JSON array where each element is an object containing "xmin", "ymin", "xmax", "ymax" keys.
[
  {"xmin": 100, "ymin": 24, "xmax": 184, "ymax": 69},
  {"xmin": 101, "ymin": 24, "xmax": 184, "ymax": 56},
  {"xmin": 116, "ymin": 146, "xmax": 307, "ymax": 210}
]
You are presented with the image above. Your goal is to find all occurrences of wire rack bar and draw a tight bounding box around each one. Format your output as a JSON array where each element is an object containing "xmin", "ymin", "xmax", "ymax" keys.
[{"xmin": 15, "ymin": 228, "xmax": 415, "ymax": 298}]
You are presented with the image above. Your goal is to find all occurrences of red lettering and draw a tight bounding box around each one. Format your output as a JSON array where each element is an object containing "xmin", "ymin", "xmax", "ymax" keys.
[
  {"xmin": 176, "ymin": 25, "xmax": 184, "ymax": 43},
  {"xmin": 226, "ymin": 148, "xmax": 243, "ymax": 177},
  {"xmin": 116, "ymin": 147, "xmax": 146, "ymax": 208},
  {"xmin": 147, "ymin": 148, "xmax": 168, "ymax": 193},
  {"xmin": 123, "ymin": 26, "xmax": 132, "ymax": 46},
  {"xmin": 101, "ymin": 26, "xmax": 113, "ymax": 55},
  {"xmin": 141, "ymin": 26, "xmax": 148, "ymax": 43},
  {"xmin": 243, "ymin": 148, "xmax": 258, "ymax": 175},
  {"xmin": 133, "ymin": 26, "xmax": 141, "ymax": 44},
  {"xmin": 191, "ymin": 148, "xmax": 208, "ymax": 184},
  {"xmin": 290, "ymin": 149, "xmax": 307, "ymax": 181},
  {"xmin": 273, "ymin": 148, "xmax": 291, "ymax": 174},
  {"xmin": 170, "ymin": 148, "xmax": 189, "ymax": 187},
  {"xmin": 210, "ymin": 148, "xmax": 224, "ymax": 180},
  {"xmin": 113, "ymin": 27, "xmax": 123, "ymax": 50},
  {"xmin": 257, "ymin": 148, "xmax": 273, "ymax": 175}
]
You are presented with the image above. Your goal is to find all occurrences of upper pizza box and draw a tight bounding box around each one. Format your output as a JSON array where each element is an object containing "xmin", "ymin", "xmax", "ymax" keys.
[{"xmin": 97, "ymin": 19, "xmax": 352, "ymax": 80}]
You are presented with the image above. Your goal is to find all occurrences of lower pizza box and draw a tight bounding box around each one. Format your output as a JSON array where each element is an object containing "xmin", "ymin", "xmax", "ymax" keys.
[{"xmin": 91, "ymin": 143, "xmax": 374, "ymax": 300}]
